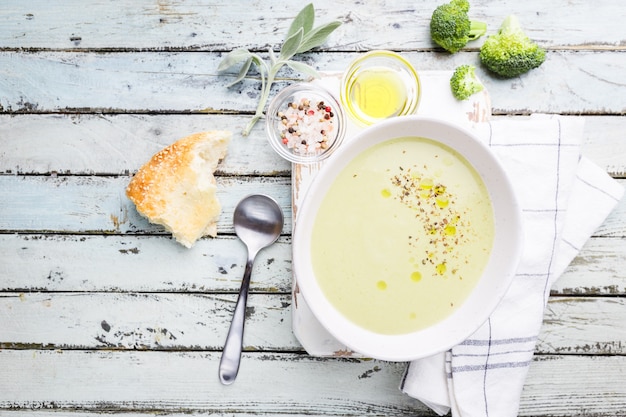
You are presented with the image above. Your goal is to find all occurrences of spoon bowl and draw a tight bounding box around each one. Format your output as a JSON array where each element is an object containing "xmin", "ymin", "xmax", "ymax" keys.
[
  {"xmin": 233, "ymin": 196, "xmax": 284, "ymax": 253},
  {"xmin": 219, "ymin": 194, "xmax": 284, "ymax": 385}
]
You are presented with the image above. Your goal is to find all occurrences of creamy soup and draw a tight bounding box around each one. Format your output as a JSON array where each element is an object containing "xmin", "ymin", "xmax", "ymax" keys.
[{"xmin": 311, "ymin": 136, "xmax": 495, "ymax": 335}]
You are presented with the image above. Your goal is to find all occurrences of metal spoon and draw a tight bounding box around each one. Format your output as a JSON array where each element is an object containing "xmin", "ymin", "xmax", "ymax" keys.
[{"xmin": 218, "ymin": 194, "xmax": 284, "ymax": 385}]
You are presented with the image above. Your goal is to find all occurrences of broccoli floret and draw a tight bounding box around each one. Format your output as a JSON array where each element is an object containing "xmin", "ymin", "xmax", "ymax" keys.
[
  {"xmin": 430, "ymin": 0, "xmax": 487, "ymax": 54},
  {"xmin": 479, "ymin": 15, "xmax": 546, "ymax": 78},
  {"xmin": 450, "ymin": 65, "xmax": 484, "ymax": 100}
]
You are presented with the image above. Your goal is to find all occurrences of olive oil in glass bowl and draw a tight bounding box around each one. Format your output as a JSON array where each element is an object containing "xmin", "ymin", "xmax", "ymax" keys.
[{"xmin": 340, "ymin": 50, "xmax": 421, "ymax": 126}]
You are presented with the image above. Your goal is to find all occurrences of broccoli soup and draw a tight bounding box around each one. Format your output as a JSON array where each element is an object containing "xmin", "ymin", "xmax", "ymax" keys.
[{"xmin": 310, "ymin": 136, "xmax": 495, "ymax": 335}]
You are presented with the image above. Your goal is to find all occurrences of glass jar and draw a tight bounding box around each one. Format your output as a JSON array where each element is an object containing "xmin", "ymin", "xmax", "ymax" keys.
[{"xmin": 266, "ymin": 83, "xmax": 347, "ymax": 164}]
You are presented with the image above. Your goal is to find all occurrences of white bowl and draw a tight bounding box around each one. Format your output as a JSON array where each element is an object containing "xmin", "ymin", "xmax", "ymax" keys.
[{"xmin": 292, "ymin": 116, "xmax": 523, "ymax": 361}]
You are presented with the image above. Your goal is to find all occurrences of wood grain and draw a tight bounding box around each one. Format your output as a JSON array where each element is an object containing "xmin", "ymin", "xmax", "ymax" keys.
[
  {"xmin": 0, "ymin": 114, "xmax": 291, "ymax": 176},
  {"xmin": 2, "ymin": 0, "xmax": 625, "ymax": 50},
  {"xmin": 1, "ymin": 176, "xmax": 624, "ymax": 236},
  {"xmin": 0, "ymin": 234, "xmax": 292, "ymax": 293},
  {"xmin": 0, "ymin": 350, "xmax": 624, "ymax": 416},
  {"xmin": 0, "ymin": 175, "xmax": 294, "ymax": 235},
  {"xmin": 1, "ymin": 0, "xmax": 625, "ymax": 416},
  {"xmin": 1, "ymin": 51, "xmax": 625, "ymax": 115},
  {"xmin": 1, "ymin": 114, "xmax": 624, "ymax": 176},
  {"xmin": 0, "ymin": 234, "xmax": 623, "ymax": 296},
  {"xmin": 0, "ymin": 292, "xmax": 624, "ymax": 355}
]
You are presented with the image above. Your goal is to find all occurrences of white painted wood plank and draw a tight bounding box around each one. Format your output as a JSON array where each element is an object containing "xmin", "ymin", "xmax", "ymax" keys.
[
  {"xmin": 580, "ymin": 116, "xmax": 626, "ymax": 177},
  {"xmin": 0, "ymin": 413, "xmax": 401, "ymax": 417},
  {"xmin": 0, "ymin": 114, "xmax": 290, "ymax": 176},
  {"xmin": 0, "ymin": 175, "xmax": 293, "ymax": 234},
  {"xmin": 0, "ymin": 350, "xmax": 426, "ymax": 415},
  {"xmin": 1, "ymin": 234, "xmax": 623, "ymax": 296},
  {"xmin": 2, "ymin": 0, "xmax": 625, "ymax": 50},
  {"xmin": 0, "ymin": 292, "xmax": 624, "ymax": 355},
  {"xmin": 521, "ymin": 355, "xmax": 626, "ymax": 416},
  {"xmin": 0, "ymin": 292, "xmax": 298, "ymax": 351},
  {"xmin": 0, "ymin": 234, "xmax": 292, "ymax": 293},
  {"xmin": 1, "ymin": 175, "xmax": 623, "ymax": 236},
  {"xmin": 0, "ymin": 412, "xmax": 377, "ymax": 417},
  {"xmin": 0, "ymin": 2, "xmax": 622, "ymax": 417},
  {"xmin": 537, "ymin": 297, "xmax": 626, "ymax": 354},
  {"xmin": 0, "ymin": 175, "xmax": 622, "ymax": 236},
  {"xmin": 552, "ymin": 237, "xmax": 626, "ymax": 295},
  {"xmin": 1, "ymin": 51, "xmax": 625, "ymax": 115},
  {"xmin": 0, "ymin": 350, "xmax": 624, "ymax": 416},
  {"xmin": 0, "ymin": 114, "xmax": 624, "ymax": 177}
]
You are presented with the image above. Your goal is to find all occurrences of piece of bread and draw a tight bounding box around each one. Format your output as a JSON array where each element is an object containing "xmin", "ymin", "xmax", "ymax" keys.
[{"xmin": 126, "ymin": 130, "xmax": 232, "ymax": 248}]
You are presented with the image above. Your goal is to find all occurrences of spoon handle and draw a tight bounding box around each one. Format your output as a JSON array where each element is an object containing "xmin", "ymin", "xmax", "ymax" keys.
[{"xmin": 219, "ymin": 255, "xmax": 254, "ymax": 385}]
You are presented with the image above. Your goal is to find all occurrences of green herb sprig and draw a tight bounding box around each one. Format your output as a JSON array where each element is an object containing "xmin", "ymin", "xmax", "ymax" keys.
[{"xmin": 218, "ymin": 3, "xmax": 341, "ymax": 136}]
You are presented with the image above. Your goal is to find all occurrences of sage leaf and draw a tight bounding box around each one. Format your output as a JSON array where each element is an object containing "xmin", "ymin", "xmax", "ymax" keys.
[
  {"xmin": 285, "ymin": 60, "xmax": 321, "ymax": 79},
  {"xmin": 286, "ymin": 3, "xmax": 314, "ymax": 42},
  {"xmin": 297, "ymin": 21, "xmax": 342, "ymax": 53},
  {"xmin": 217, "ymin": 48, "xmax": 252, "ymax": 72},
  {"xmin": 268, "ymin": 48, "xmax": 277, "ymax": 66},
  {"xmin": 225, "ymin": 56, "xmax": 253, "ymax": 87},
  {"xmin": 280, "ymin": 27, "xmax": 304, "ymax": 61},
  {"xmin": 218, "ymin": 3, "xmax": 341, "ymax": 135},
  {"xmin": 250, "ymin": 53, "xmax": 264, "ymax": 68}
]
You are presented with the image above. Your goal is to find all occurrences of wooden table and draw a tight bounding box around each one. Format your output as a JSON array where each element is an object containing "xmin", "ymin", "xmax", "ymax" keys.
[{"xmin": 1, "ymin": 1, "xmax": 625, "ymax": 416}]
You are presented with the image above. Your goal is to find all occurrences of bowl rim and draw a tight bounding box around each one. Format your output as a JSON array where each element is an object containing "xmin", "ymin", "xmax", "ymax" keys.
[
  {"xmin": 265, "ymin": 82, "xmax": 347, "ymax": 164},
  {"xmin": 292, "ymin": 115, "xmax": 524, "ymax": 361}
]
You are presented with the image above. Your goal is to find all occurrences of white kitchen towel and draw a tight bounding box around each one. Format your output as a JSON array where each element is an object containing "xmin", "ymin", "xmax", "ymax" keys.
[{"xmin": 400, "ymin": 115, "xmax": 624, "ymax": 417}]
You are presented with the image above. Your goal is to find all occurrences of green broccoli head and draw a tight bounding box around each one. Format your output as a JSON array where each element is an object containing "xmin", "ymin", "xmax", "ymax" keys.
[
  {"xmin": 430, "ymin": 0, "xmax": 487, "ymax": 54},
  {"xmin": 479, "ymin": 15, "xmax": 546, "ymax": 78},
  {"xmin": 450, "ymin": 64, "xmax": 484, "ymax": 100}
]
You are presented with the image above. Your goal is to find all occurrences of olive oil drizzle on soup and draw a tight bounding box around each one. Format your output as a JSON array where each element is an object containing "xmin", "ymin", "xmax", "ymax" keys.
[{"xmin": 311, "ymin": 137, "xmax": 495, "ymax": 335}]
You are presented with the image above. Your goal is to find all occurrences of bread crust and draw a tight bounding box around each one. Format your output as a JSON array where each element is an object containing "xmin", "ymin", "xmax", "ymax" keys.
[{"xmin": 126, "ymin": 130, "xmax": 232, "ymax": 247}]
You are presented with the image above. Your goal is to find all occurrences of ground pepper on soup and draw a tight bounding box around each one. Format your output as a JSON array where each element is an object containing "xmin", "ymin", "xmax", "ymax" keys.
[{"xmin": 311, "ymin": 137, "xmax": 495, "ymax": 335}]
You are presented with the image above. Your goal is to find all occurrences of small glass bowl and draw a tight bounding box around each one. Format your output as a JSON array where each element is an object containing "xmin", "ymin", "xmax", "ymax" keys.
[
  {"xmin": 266, "ymin": 83, "xmax": 346, "ymax": 164},
  {"xmin": 340, "ymin": 50, "xmax": 421, "ymax": 126}
]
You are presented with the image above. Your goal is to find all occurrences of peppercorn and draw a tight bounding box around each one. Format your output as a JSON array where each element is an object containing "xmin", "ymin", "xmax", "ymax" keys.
[{"xmin": 277, "ymin": 95, "xmax": 336, "ymax": 155}]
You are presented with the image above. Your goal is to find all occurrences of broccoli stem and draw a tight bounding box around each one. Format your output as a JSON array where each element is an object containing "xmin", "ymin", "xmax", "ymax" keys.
[
  {"xmin": 468, "ymin": 21, "xmax": 487, "ymax": 40},
  {"xmin": 499, "ymin": 15, "xmax": 519, "ymax": 33}
]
